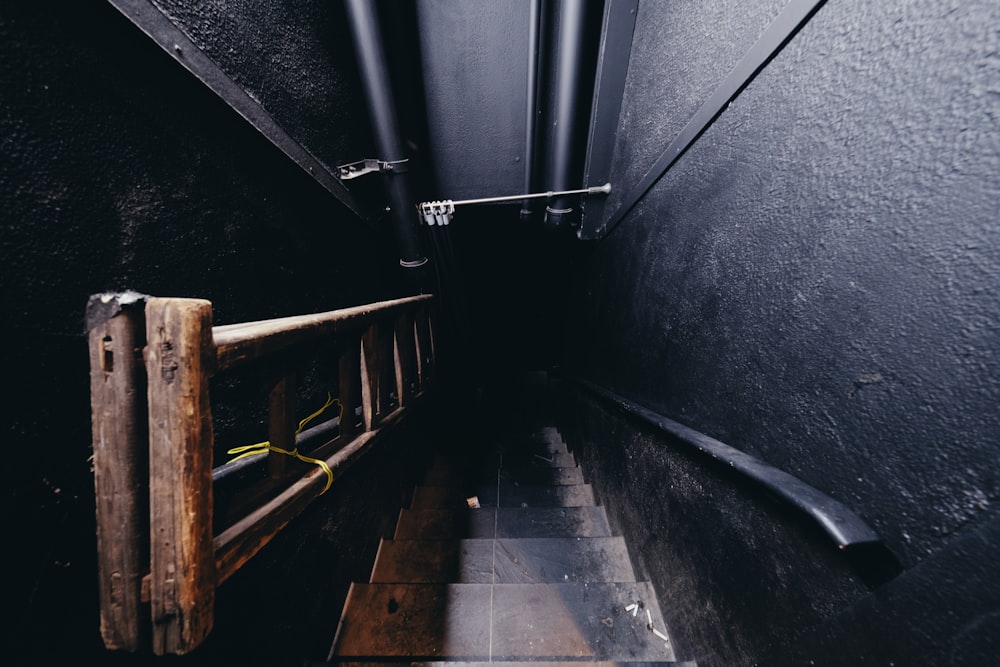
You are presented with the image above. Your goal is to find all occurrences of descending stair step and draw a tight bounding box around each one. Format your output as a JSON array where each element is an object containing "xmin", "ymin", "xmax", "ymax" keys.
[
  {"xmin": 423, "ymin": 464, "xmax": 585, "ymax": 487},
  {"xmin": 499, "ymin": 465, "xmax": 585, "ymax": 486},
  {"xmin": 332, "ymin": 583, "xmax": 491, "ymax": 660},
  {"xmin": 323, "ymin": 661, "xmax": 696, "ymax": 666},
  {"xmin": 410, "ymin": 484, "xmax": 596, "ymax": 509},
  {"xmin": 525, "ymin": 425, "xmax": 565, "ymax": 445},
  {"xmin": 495, "ymin": 440, "xmax": 569, "ymax": 456},
  {"xmin": 371, "ymin": 537, "xmax": 637, "ymax": 584},
  {"xmin": 331, "ymin": 582, "xmax": 675, "ymax": 661},
  {"xmin": 499, "ymin": 450, "xmax": 577, "ymax": 468},
  {"xmin": 393, "ymin": 507, "xmax": 615, "ymax": 540},
  {"xmin": 432, "ymin": 449, "xmax": 577, "ymax": 471}
]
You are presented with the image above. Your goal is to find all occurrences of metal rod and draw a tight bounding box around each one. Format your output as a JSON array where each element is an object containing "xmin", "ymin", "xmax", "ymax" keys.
[{"xmin": 447, "ymin": 182, "xmax": 611, "ymax": 208}]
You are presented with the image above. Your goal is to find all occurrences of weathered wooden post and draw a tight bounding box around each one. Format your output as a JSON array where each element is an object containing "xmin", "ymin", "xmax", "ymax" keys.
[
  {"xmin": 393, "ymin": 312, "xmax": 418, "ymax": 405},
  {"xmin": 144, "ymin": 297, "xmax": 216, "ymax": 655},
  {"xmin": 87, "ymin": 291, "xmax": 150, "ymax": 651}
]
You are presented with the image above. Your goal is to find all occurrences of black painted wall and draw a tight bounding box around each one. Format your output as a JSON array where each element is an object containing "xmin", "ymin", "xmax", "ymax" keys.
[{"xmin": 559, "ymin": 0, "xmax": 1000, "ymax": 664}]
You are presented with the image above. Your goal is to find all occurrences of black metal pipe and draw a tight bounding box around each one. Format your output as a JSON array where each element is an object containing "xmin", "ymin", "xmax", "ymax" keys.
[
  {"xmin": 344, "ymin": 0, "xmax": 428, "ymax": 272},
  {"xmin": 520, "ymin": 0, "xmax": 543, "ymax": 222},
  {"xmin": 543, "ymin": 0, "xmax": 592, "ymax": 230}
]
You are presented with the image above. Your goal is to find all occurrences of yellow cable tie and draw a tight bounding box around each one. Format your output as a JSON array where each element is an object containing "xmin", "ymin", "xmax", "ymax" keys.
[
  {"xmin": 294, "ymin": 453, "xmax": 334, "ymax": 494},
  {"xmin": 224, "ymin": 392, "xmax": 343, "ymax": 493},
  {"xmin": 296, "ymin": 393, "xmax": 334, "ymax": 434},
  {"xmin": 225, "ymin": 440, "xmax": 271, "ymax": 463}
]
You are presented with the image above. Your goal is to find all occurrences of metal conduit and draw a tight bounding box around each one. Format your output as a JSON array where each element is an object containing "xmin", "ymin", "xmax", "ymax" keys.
[
  {"xmin": 542, "ymin": 0, "xmax": 593, "ymax": 230},
  {"xmin": 344, "ymin": 0, "xmax": 428, "ymax": 274},
  {"xmin": 521, "ymin": 0, "xmax": 543, "ymax": 222}
]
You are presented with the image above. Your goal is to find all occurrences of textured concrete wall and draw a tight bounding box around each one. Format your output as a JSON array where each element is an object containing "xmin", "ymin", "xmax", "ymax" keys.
[{"xmin": 561, "ymin": 0, "xmax": 1000, "ymax": 664}]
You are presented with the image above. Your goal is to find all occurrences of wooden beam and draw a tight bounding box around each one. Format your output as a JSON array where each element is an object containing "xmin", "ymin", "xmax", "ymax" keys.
[
  {"xmin": 212, "ymin": 295, "xmax": 433, "ymax": 372},
  {"xmin": 88, "ymin": 296, "xmax": 149, "ymax": 651},
  {"xmin": 145, "ymin": 298, "xmax": 216, "ymax": 655},
  {"xmin": 267, "ymin": 370, "xmax": 296, "ymax": 480}
]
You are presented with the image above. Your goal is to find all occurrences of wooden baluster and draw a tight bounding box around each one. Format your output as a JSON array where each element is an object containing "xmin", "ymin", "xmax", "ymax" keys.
[
  {"xmin": 268, "ymin": 370, "xmax": 296, "ymax": 481},
  {"xmin": 414, "ymin": 308, "xmax": 435, "ymax": 389},
  {"xmin": 338, "ymin": 336, "xmax": 362, "ymax": 439},
  {"xmin": 145, "ymin": 298, "xmax": 216, "ymax": 655},
  {"xmin": 360, "ymin": 325, "xmax": 378, "ymax": 431},
  {"xmin": 376, "ymin": 320, "xmax": 396, "ymax": 413},
  {"xmin": 393, "ymin": 312, "xmax": 417, "ymax": 405},
  {"xmin": 413, "ymin": 316, "xmax": 424, "ymax": 392},
  {"xmin": 87, "ymin": 293, "xmax": 149, "ymax": 651}
]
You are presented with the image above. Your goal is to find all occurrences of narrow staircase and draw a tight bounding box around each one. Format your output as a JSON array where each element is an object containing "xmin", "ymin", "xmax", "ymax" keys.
[{"xmin": 324, "ymin": 385, "xmax": 694, "ymax": 666}]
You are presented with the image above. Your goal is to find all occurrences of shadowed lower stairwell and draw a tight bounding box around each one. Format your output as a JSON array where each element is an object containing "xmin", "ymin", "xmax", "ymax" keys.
[{"xmin": 321, "ymin": 375, "xmax": 696, "ymax": 666}]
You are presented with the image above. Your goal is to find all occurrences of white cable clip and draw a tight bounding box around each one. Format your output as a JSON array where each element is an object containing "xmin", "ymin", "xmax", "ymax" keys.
[{"xmin": 419, "ymin": 200, "xmax": 454, "ymax": 226}]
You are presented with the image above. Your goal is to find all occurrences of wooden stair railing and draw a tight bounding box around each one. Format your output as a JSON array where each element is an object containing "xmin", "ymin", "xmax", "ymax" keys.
[{"xmin": 87, "ymin": 292, "xmax": 436, "ymax": 656}]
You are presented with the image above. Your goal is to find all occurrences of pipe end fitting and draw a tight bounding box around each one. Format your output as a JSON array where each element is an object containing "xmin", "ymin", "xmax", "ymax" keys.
[{"xmin": 543, "ymin": 205, "xmax": 578, "ymax": 231}]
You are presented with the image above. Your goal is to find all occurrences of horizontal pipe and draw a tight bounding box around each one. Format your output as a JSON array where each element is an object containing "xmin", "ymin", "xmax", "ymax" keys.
[{"xmin": 214, "ymin": 404, "xmax": 413, "ymax": 586}]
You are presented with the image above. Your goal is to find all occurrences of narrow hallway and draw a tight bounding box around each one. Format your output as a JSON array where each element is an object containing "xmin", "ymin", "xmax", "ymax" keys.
[{"xmin": 324, "ymin": 374, "xmax": 692, "ymax": 665}]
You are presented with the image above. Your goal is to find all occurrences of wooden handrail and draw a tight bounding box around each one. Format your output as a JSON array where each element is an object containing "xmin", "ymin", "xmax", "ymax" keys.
[
  {"xmin": 88, "ymin": 292, "xmax": 436, "ymax": 656},
  {"xmin": 212, "ymin": 295, "xmax": 433, "ymax": 371}
]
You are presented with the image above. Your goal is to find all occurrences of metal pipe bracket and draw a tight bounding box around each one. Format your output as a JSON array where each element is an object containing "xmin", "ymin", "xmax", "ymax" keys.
[{"xmin": 335, "ymin": 158, "xmax": 409, "ymax": 181}]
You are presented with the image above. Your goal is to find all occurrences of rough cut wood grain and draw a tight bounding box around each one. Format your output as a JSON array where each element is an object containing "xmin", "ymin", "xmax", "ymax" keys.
[
  {"xmin": 377, "ymin": 321, "xmax": 396, "ymax": 416},
  {"xmin": 394, "ymin": 312, "xmax": 417, "ymax": 405},
  {"xmin": 268, "ymin": 370, "xmax": 296, "ymax": 480},
  {"xmin": 413, "ymin": 317, "xmax": 426, "ymax": 389},
  {"xmin": 415, "ymin": 308, "xmax": 436, "ymax": 388},
  {"xmin": 89, "ymin": 303, "xmax": 149, "ymax": 651},
  {"xmin": 145, "ymin": 298, "xmax": 216, "ymax": 655},
  {"xmin": 360, "ymin": 326, "xmax": 378, "ymax": 431},
  {"xmin": 338, "ymin": 338, "xmax": 362, "ymax": 439},
  {"xmin": 212, "ymin": 295, "xmax": 433, "ymax": 372}
]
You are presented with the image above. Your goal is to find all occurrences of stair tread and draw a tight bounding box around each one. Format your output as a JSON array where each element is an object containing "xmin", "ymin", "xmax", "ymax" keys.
[
  {"xmin": 371, "ymin": 537, "xmax": 637, "ymax": 584},
  {"xmin": 324, "ymin": 661, "xmax": 695, "ymax": 666},
  {"xmin": 332, "ymin": 582, "xmax": 675, "ymax": 661},
  {"xmin": 431, "ymin": 441, "xmax": 572, "ymax": 469},
  {"xmin": 393, "ymin": 507, "xmax": 615, "ymax": 539},
  {"xmin": 424, "ymin": 465, "xmax": 586, "ymax": 487},
  {"xmin": 411, "ymin": 484, "xmax": 596, "ymax": 510},
  {"xmin": 499, "ymin": 450, "xmax": 577, "ymax": 468}
]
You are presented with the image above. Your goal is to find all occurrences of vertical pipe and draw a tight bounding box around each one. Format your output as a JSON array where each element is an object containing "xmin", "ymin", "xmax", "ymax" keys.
[
  {"xmin": 344, "ymin": 0, "xmax": 428, "ymax": 275},
  {"xmin": 543, "ymin": 0, "xmax": 591, "ymax": 230},
  {"xmin": 520, "ymin": 0, "xmax": 543, "ymax": 222}
]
